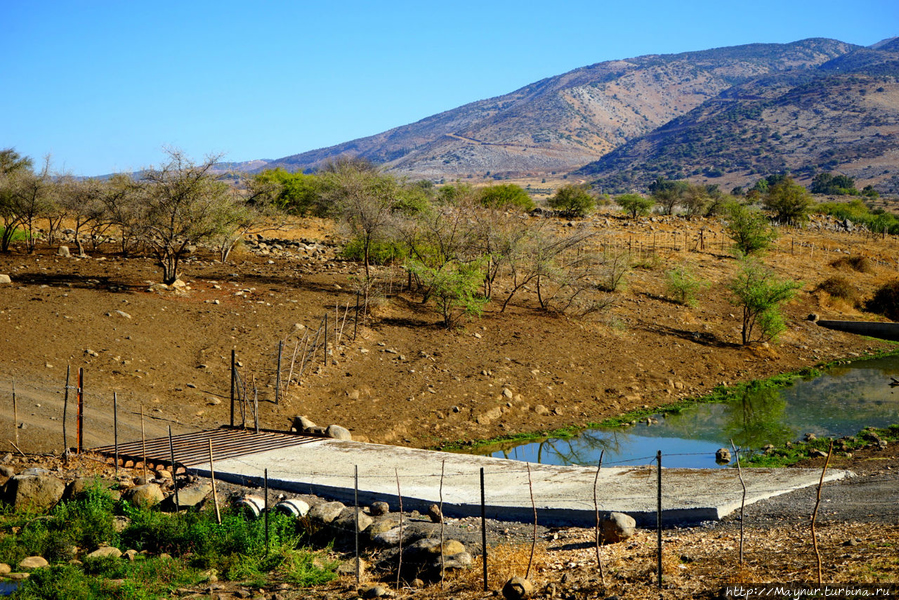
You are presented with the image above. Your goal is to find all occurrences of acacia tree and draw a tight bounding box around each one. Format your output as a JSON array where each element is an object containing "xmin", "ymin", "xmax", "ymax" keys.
[
  {"xmin": 725, "ymin": 202, "xmax": 777, "ymax": 256},
  {"xmin": 0, "ymin": 149, "xmax": 34, "ymax": 252},
  {"xmin": 59, "ymin": 177, "xmax": 110, "ymax": 256},
  {"xmin": 320, "ymin": 158, "xmax": 400, "ymax": 307},
  {"xmin": 763, "ymin": 177, "xmax": 813, "ymax": 225},
  {"xmin": 11, "ymin": 157, "xmax": 55, "ymax": 253},
  {"xmin": 137, "ymin": 149, "xmax": 243, "ymax": 284},
  {"xmin": 547, "ymin": 184, "xmax": 595, "ymax": 217},
  {"xmin": 728, "ymin": 257, "xmax": 801, "ymax": 345}
]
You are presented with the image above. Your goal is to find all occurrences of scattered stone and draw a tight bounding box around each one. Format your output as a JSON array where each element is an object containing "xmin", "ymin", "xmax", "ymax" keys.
[
  {"xmin": 601, "ymin": 512, "xmax": 636, "ymax": 543},
  {"xmin": 0, "ymin": 563, "xmax": 9, "ymax": 575},
  {"xmin": 165, "ymin": 482, "xmax": 212, "ymax": 509},
  {"xmin": 57, "ymin": 246, "xmax": 71, "ymax": 257},
  {"xmin": 804, "ymin": 433, "xmax": 817, "ymax": 442},
  {"xmin": 6, "ymin": 572, "xmax": 29, "ymax": 581},
  {"xmin": 502, "ymin": 576, "xmax": 535, "ymax": 600},
  {"xmin": 115, "ymin": 310, "xmax": 132, "ymax": 319},
  {"xmin": 502, "ymin": 388, "xmax": 513, "ymax": 399},
  {"xmin": 0, "ymin": 275, "xmax": 11, "ymax": 284},
  {"xmin": 362, "ymin": 584, "xmax": 389, "ymax": 598},
  {"xmin": 533, "ymin": 405, "xmax": 550, "ymax": 416},
  {"xmin": 86, "ymin": 546, "xmax": 122, "ymax": 559},
  {"xmin": 427, "ymin": 503, "xmax": 443, "ymax": 523},
  {"xmin": 370, "ymin": 501, "xmax": 390, "ymax": 516},
  {"xmin": 18, "ymin": 556, "xmax": 49, "ymax": 569},
  {"xmin": 0, "ymin": 465, "xmax": 14, "ymax": 478},
  {"xmin": 2, "ymin": 474, "xmax": 66, "ymax": 511},
  {"xmin": 715, "ymin": 448, "xmax": 732, "ymax": 464},
  {"xmin": 810, "ymin": 449, "xmax": 828, "ymax": 458}
]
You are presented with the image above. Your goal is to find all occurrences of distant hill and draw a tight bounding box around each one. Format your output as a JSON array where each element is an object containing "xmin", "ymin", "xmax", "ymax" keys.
[
  {"xmin": 577, "ymin": 41, "xmax": 899, "ymax": 193},
  {"xmin": 259, "ymin": 38, "xmax": 856, "ymax": 180}
]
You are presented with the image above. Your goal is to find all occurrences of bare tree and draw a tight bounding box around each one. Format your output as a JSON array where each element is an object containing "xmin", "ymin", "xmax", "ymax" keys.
[
  {"xmin": 59, "ymin": 176, "xmax": 109, "ymax": 256},
  {"xmin": 137, "ymin": 149, "xmax": 245, "ymax": 284}
]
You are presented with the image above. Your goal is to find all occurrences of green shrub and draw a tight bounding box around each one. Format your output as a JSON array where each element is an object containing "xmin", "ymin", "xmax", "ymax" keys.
[
  {"xmin": 477, "ymin": 184, "xmax": 534, "ymax": 211},
  {"xmin": 866, "ymin": 280, "xmax": 899, "ymax": 321},
  {"xmin": 340, "ymin": 236, "xmax": 407, "ymax": 265},
  {"xmin": 724, "ymin": 202, "xmax": 777, "ymax": 256},
  {"xmin": 665, "ymin": 266, "xmax": 709, "ymax": 307},
  {"xmin": 547, "ymin": 185, "xmax": 595, "ymax": 217},
  {"xmin": 815, "ymin": 276, "xmax": 859, "ymax": 303},
  {"xmin": 728, "ymin": 257, "xmax": 802, "ymax": 345},
  {"xmin": 616, "ymin": 193, "xmax": 654, "ymax": 218}
]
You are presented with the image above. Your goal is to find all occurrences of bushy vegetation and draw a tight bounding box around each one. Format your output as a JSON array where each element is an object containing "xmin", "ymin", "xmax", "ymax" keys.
[
  {"xmin": 616, "ymin": 193, "xmax": 654, "ymax": 218},
  {"xmin": 728, "ymin": 257, "xmax": 802, "ymax": 345},
  {"xmin": 762, "ymin": 176, "xmax": 813, "ymax": 225},
  {"xmin": 816, "ymin": 198, "xmax": 899, "ymax": 235},
  {"xmin": 724, "ymin": 202, "xmax": 777, "ymax": 256},
  {"xmin": 665, "ymin": 265, "xmax": 709, "ymax": 307},
  {"xmin": 0, "ymin": 482, "xmax": 336, "ymax": 599},
  {"xmin": 865, "ymin": 280, "xmax": 899, "ymax": 321},
  {"xmin": 547, "ymin": 184, "xmax": 595, "ymax": 217},
  {"xmin": 814, "ymin": 276, "xmax": 859, "ymax": 304},
  {"xmin": 830, "ymin": 254, "xmax": 874, "ymax": 274}
]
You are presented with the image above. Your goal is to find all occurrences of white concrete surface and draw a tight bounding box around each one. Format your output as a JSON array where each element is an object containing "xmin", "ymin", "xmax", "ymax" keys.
[{"xmin": 190, "ymin": 439, "xmax": 849, "ymax": 526}]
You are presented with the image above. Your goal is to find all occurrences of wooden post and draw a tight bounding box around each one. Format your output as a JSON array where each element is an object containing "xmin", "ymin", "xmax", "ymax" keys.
[
  {"xmin": 275, "ymin": 341, "xmax": 283, "ymax": 406},
  {"xmin": 731, "ymin": 440, "xmax": 746, "ymax": 564},
  {"xmin": 208, "ymin": 438, "xmax": 221, "ymax": 525},
  {"xmin": 230, "ymin": 349, "xmax": 236, "ymax": 427},
  {"xmin": 113, "ymin": 392, "xmax": 119, "ymax": 475},
  {"xmin": 169, "ymin": 426, "xmax": 180, "ymax": 511},
  {"xmin": 439, "ymin": 459, "xmax": 446, "ymax": 587},
  {"xmin": 62, "ymin": 366, "xmax": 70, "ymax": 455},
  {"xmin": 264, "ymin": 468, "xmax": 270, "ymax": 557},
  {"xmin": 812, "ymin": 442, "xmax": 834, "ymax": 586},
  {"xmin": 12, "ymin": 379, "xmax": 18, "ymax": 449},
  {"xmin": 77, "ymin": 368, "xmax": 84, "ymax": 454},
  {"xmin": 323, "ymin": 313, "xmax": 328, "ymax": 366},
  {"xmin": 594, "ymin": 451, "xmax": 606, "ymax": 586},
  {"xmin": 253, "ymin": 381, "xmax": 259, "ymax": 434},
  {"xmin": 353, "ymin": 292, "xmax": 360, "ymax": 341},
  {"xmin": 481, "ymin": 467, "xmax": 488, "ymax": 592},
  {"xmin": 141, "ymin": 405, "xmax": 148, "ymax": 481},
  {"xmin": 395, "ymin": 468, "xmax": 403, "ymax": 591}
]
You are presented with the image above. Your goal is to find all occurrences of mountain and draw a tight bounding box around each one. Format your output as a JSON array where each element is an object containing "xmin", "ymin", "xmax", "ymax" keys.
[
  {"xmin": 577, "ymin": 41, "xmax": 899, "ymax": 192},
  {"xmin": 260, "ymin": 38, "xmax": 856, "ymax": 179}
]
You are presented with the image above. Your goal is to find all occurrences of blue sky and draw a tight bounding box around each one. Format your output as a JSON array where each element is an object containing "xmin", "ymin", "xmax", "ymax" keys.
[{"xmin": 2, "ymin": 1, "xmax": 896, "ymax": 176}]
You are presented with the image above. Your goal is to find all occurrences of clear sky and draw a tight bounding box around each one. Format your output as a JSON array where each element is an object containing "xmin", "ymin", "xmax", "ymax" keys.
[{"xmin": 2, "ymin": 1, "xmax": 896, "ymax": 176}]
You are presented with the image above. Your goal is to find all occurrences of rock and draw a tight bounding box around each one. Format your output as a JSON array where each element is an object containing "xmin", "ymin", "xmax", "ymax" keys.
[
  {"xmin": 502, "ymin": 576, "xmax": 535, "ymax": 600},
  {"xmin": 715, "ymin": 448, "xmax": 732, "ymax": 464},
  {"xmin": 113, "ymin": 516, "xmax": 130, "ymax": 533},
  {"xmin": 164, "ymin": 482, "xmax": 212, "ymax": 510},
  {"xmin": 0, "ymin": 563, "xmax": 10, "ymax": 575},
  {"xmin": 533, "ymin": 405, "xmax": 550, "ymax": 416},
  {"xmin": 333, "ymin": 507, "xmax": 373, "ymax": 533},
  {"xmin": 115, "ymin": 310, "xmax": 132, "ymax": 319},
  {"xmin": 804, "ymin": 433, "xmax": 817, "ymax": 442},
  {"xmin": 336, "ymin": 558, "xmax": 367, "ymax": 577},
  {"xmin": 2, "ymin": 474, "xmax": 66, "ymax": 511},
  {"xmin": 62, "ymin": 477, "xmax": 117, "ymax": 501},
  {"xmin": 57, "ymin": 246, "xmax": 71, "ymax": 257},
  {"xmin": 18, "ymin": 556, "xmax": 49, "ymax": 569},
  {"xmin": 601, "ymin": 512, "xmax": 636, "ymax": 543},
  {"xmin": 810, "ymin": 449, "xmax": 829, "ymax": 458},
  {"xmin": 502, "ymin": 388, "xmax": 513, "ymax": 399},
  {"xmin": 370, "ymin": 501, "xmax": 390, "ymax": 516},
  {"xmin": 6, "ymin": 572, "xmax": 29, "ymax": 581},
  {"xmin": 362, "ymin": 584, "xmax": 389, "ymax": 598},
  {"xmin": 308, "ymin": 501, "xmax": 346, "ymax": 524},
  {"xmin": 0, "ymin": 275, "xmax": 11, "ymax": 284},
  {"xmin": 403, "ymin": 538, "xmax": 471, "ymax": 579},
  {"xmin": 427, "ymin": 503, "xmax": 443, "ymax": 523},
  {"xmin": 86, "ymin": 546, "xmax": 122, "ymax": 559},
  {"xmin": 291, "ymin": 415, "xmax": 317, "ymax": 432},
  {"xmin": 121, "ymin": 484, "xmax": 165, "ymax": 508},
  {"xmin": 0, "ymin": 465, "xmax": 14, "ymax": 478},
  {"xmin": 325, "ymin": 424, "xmax": 352, "ymax": 440}
]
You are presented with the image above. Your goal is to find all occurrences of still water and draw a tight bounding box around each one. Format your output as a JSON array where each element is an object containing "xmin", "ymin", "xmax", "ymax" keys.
[{"xmin": 472, "ymin": 355, "xmax": 899, "ymax": 469}]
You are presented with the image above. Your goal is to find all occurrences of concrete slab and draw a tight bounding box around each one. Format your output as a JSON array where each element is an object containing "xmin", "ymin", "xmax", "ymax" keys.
[{"xmin": 190, "ymin": 439, "xmax": 849, "ymax": 527}]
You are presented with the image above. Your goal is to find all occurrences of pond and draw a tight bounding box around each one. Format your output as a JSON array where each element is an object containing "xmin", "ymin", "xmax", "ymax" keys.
[{"xmin": 470, "ymin": 354, "xmax": 899, "ymax": 469}]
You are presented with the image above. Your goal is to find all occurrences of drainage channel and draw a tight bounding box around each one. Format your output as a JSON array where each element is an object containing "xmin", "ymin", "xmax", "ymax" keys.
[{"xmin": 90, "ymin": 426, "xmax": 321, "ymax": 474}]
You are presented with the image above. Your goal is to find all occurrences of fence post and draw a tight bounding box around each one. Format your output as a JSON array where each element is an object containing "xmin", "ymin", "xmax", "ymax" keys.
[
  {"xmin": 481, "ymin": 467, "xmax": 488, "ymax": 592},
  {"xmin": 354, "ymin": 465, "xmax": 361, "ymax": 587},
  {"xmin": 169, "ymin": 426, "xmax": 180, "ymax": 511},
  {"xmin": 275, "ymin": 341, "xmax": 283, "ymax": 406},
  {"xmin": 230, "ymin": 350, "xmax": 236, "ymax": 427},
  {"xmin": 77, "ymin": 368, "xmax": 84, "ymax": 454},
  {"xmin": 63, "ymin": 366, "xmax": 70, "ymax": 454},
  {"xmin": 113, "ymin": 392, "xmax": 119, "ymax": 475},
  {"xmin": 12, "ymin": 379, "xmax": 18, "ymax": 450},
  {"xmin": 657, "ymin": 450, "xmax": 663, "ymax": 589}
]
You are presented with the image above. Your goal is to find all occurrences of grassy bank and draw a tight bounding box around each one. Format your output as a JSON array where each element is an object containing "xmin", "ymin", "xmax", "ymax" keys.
[{"xmin": 0, "ymin": 483, "xmax": 337, "ymax": 599}]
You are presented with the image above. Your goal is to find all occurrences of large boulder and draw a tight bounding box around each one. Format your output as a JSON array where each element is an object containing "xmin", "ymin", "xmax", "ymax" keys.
[
  {"xmin": 402, "ymin": 538, "xmax": 472, "ymax": 580},
  {"xmin": 162, "ymin": 482, "xmax": 211, "ymax": 510},
  {"xmin": 326, "ymin": 425, "xmax": 352, "ymax": 440},
  {"xmin": 2, "ymin": 474, "xmax": 66, "ymax": 511},
  {"xmin": 502, "ymin": 576, "xmax": 535, "ymax": 600},
  {"xmin": 0, "ymin": 275, "xmax": 11, "ymax": 284},
  {"xmin": 121, "ymin": 483, "xmax": 165, "ymax": 508},
  {"xmin": 86, "ymin": 546, "xmax": 122, "ymax": 559},
  {"xmin": 18, "ymin": 556, "xmax": 49, "ymax": 570},
  {"xmin": 308, "ymin": 501, "xmax": 346, "ymax": 525},
  {"xmin": 601, "ymin": 512, "xmax": 636, "ymax": 543},
  {"xmin": 333, "ymin": 507, "xmax": 373, "ymax": 534}
]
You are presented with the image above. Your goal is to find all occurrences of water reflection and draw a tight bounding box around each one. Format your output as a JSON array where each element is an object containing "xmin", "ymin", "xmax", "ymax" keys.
[{"xmin": 467, "ymin": 354, "xmax": 899, "ymax": 469}]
